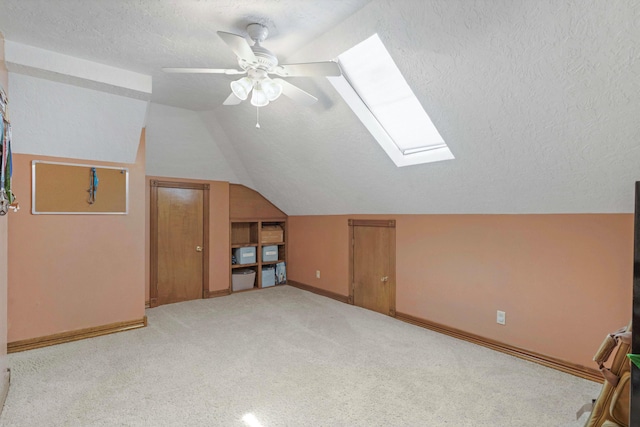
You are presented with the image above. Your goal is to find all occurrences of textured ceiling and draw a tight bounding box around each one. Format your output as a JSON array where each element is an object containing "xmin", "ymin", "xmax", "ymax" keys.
[
  {"xmin": 1, "ymin": 0, "xmax": 639, "ymax": 214},
  {"xmin": 0, "ymin": 0, "xmax": 370, "ymax": 110}
]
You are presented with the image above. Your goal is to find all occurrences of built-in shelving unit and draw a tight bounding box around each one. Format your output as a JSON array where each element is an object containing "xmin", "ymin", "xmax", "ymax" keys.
[{"xmin": 230, "ymin": 218, "xmax": 287, "ymax": 292}]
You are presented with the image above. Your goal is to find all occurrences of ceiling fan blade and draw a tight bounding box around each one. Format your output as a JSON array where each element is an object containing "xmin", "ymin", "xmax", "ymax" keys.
[
  {"xmin": 273, "ymin": 78, "xmax": 318, "ymax": 106},
  {"xmin": 272, "ymin": 61, "xmax": 341, "ymax": 77},
  {"xmin": 162, "ymin": 68, "xmax": 245, "ymax": 75},
  {"xmin": 217, "ymin": 31, "xmax": 258, "ymax": 65},
  {"xmin": 223, "ymin": 92, "xmax": 242, "ymax": 106}
]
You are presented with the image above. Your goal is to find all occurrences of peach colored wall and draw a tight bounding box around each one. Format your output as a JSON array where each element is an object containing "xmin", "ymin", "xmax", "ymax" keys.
[
  {"xmin": 0, "ymin": 33, "xmax": 9, "ymax": 381},
  {"xmin": 7, "ymin": 135, "xmax": 146, "ymax": 342},
  {"xmin": 145, "ymin": 176, "xmax": 230, "ymax": 302},
  {"xmin": 289, "ymin": 215, "xmax": 349, "ymax": 295},
  {"xmin": 288, "ymin": 214, "xmax": 633, "ymax": 368},
  {"xmin": 209, "ymin": 181, "xmax": 230, "ymax": 292}
]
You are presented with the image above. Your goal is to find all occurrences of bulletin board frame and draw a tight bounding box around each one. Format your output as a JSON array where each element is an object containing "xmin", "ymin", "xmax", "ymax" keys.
[{"xmin": 31, "ymin": 160, "xmax": 129, "ymax": 215}]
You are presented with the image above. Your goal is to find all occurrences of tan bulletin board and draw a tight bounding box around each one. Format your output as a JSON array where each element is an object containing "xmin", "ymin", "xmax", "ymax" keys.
[{"xmin": 32, "ymin": 161, "xmax": 128, "ymax": 214}]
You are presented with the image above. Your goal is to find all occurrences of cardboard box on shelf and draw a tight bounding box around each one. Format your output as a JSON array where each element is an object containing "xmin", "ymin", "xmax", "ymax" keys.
[{"xmin": 261, "ymin": 225, "xmax": 283, "ymax": 244}]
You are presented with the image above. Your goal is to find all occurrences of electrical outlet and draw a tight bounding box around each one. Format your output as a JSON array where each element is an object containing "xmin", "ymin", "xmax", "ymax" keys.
[
  {"xmin": 316, "ymin": 270, "xmax": 321, "ymax": 279},
  {"xmin": 497, "ymin": 310, "xmax": 506, "ymax": 325}
]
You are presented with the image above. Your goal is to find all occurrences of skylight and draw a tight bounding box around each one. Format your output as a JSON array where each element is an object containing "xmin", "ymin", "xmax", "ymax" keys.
[{"xmin": 328, "ymin": 34, "xmax": 454, "ymax": 167}]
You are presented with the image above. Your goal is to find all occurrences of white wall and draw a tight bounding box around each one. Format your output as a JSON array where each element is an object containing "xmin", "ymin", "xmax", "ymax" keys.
[
  {"xmin": 5, "ymin": 40, "xmax": 151, "ymax": 95},
  {"xmin": 146, "ymin": 103, "xmax": 252, "ymax": 186},
  {"xmin": 198, "ymin": 110, "xmax": 254, "ymax": 187},
  {"xmin": 9, "ymin": 73, "xmax": 147, "ymax": 163}
]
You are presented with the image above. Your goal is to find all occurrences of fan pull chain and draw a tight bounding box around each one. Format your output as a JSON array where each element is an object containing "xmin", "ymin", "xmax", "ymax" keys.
[{"xmin": 256, "ymin": 107, "xmax": 261, "ymax": 129}]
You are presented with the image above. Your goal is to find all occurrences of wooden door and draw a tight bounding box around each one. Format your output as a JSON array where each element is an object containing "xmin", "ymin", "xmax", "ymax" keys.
[
  {"xmin": 349, "ymin": 219, "xmax": 396, "ymax": 316},
  {"xmin": 150, "ymin": 181, "xmax": 209, "ymax": 307}
]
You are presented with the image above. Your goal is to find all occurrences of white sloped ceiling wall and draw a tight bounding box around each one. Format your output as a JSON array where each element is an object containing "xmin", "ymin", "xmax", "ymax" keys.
[
  {"xmin": 3, "ymin": 0, "xmax": 638, "ymax": 215},
  {"xmin": 145, "ymin": 103, "xmax": 253, "ymax": 185},
  {"xmin": 209, "ymin": 0, "xmax": 640, "ymax": 215}
]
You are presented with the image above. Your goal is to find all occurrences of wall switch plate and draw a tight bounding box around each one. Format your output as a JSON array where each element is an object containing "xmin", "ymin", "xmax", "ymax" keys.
[
  {"xmin": 497, "ymin": 310, "xmax": 506, "ymax": 325},
  {"xmin": 316, "ymin": 270, "xmax": 321, "ymax": 279}
]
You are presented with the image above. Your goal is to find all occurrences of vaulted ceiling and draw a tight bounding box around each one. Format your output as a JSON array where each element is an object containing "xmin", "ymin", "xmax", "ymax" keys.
[{"xmin": 1, "ymin": 0, "xmax": 639, "ymax": 214}]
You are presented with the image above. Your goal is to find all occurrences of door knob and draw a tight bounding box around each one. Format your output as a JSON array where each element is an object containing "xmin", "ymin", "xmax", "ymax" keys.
[
  {"xmin": 196, "ymin": 246, "xmax": 203, "ymax": 252},
  {"xmin": 381, "ymin": 276, "xmax": 388, "ymax": 282}
]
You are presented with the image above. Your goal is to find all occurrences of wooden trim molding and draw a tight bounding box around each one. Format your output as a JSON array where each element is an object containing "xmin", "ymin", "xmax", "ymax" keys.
[
  {"xmin": 202, "ymin": 187, "xmax": 211, "ymax": 299},
  {"xmin": 348, "ymin": 223, "xmax": 354, "ymax": 305},
  {"xmin": 395, "ymin": 312, "xmax": 603, "ymax": 383},
  {"xmin": 388, "ymin": 226, "xmax": 397, "ymax": 317},
  {"xmin": 151, "ymin": 180, "xmax": 210, "ymax": 190},
  {"xmin": 287, "ymin": 281, "xmax": 350, "ymax": 304},
  {"xmin": 348, "ymin": 219, "xmax": 395, "ymax": 228},
  {"xmin": 229, "ymin": 217, "xmax": 288, "ymax": 222},
  {"xmin": 149, "ymin": 182, "xmax": 159, "ymax": 308},
  {"xmin": 206, "ymin": 289, "xmax": 231, "ymax": 298},
  {"xmin": 7, "ymin": 317, "xmax": 147, "ymax": 353}
]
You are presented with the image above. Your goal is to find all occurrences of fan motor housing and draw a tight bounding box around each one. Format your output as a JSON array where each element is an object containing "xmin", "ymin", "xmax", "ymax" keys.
[{"xmin": 250, "ymin": 45, "xmax": 278, "ymax": 71}]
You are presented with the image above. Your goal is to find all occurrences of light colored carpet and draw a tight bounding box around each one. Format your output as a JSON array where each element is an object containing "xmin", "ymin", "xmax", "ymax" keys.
[{"xmin": 0, "ymin": 286, "xmax": 600, "ymax": 426}]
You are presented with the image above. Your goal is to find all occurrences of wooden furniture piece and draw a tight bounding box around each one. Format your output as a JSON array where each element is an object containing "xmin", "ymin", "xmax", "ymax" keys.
[
  {"xmin": 230, "ymin": 219, "xmax": 287, "ymax": 291},
  {"xmin": 229, "ymin": 183, "xmax": 288, "ymax": 292},
  {"xmin": 229, "ymin": 184, "xmax": 287, "ymax": 292}
]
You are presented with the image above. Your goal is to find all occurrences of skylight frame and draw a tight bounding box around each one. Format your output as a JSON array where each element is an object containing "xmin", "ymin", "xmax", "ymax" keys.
[{"xmin": 328, "ymin": 34, "xmax": 454, "ymax": 167}]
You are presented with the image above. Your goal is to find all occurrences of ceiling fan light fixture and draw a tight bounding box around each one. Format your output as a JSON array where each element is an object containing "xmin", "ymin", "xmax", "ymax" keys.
[
  {"xmin": 166, "ymin": 23, "xmax": 340, "ymax": 113},
  {"xmin": 230, "ymin": 77, "xmax": 253, "ymax": 100},
  {"xmin": 250, "ymin": 83, "xmax": 270, "ymax": 107},
  {"xmin": 262, "ymin": 78, "xmax": 283, "ymax": 101}
]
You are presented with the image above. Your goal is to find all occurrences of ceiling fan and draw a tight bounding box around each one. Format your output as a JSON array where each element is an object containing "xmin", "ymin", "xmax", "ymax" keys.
[{"xmin": 163, "ymin": 23, "xmax": 342, "ymax": 108}]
